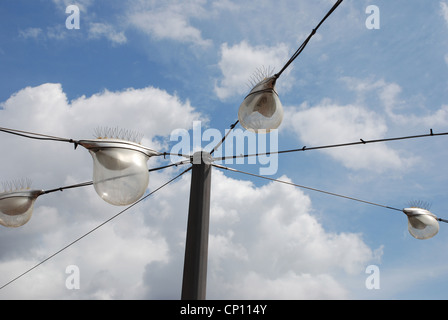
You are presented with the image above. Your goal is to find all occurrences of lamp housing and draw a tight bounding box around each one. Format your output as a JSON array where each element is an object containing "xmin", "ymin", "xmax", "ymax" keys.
[
  {"xmin": 238, "ymin": 76, "xmax": 283, "ymax": 133},
  {"xmin": 79, "ymin": 139, "xmax": 158, "ymax": 206},
  {"xmin": 0, "ymin": 190, "xmax": 44, "ymax": 227},
  {"xmin": 403, "ymin": 207, "xmax": 439, "ymax": 240}
]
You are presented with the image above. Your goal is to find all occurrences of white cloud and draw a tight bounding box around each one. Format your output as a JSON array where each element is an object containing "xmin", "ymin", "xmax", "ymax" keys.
[
  {"xmin": 128, "ymin": 0, "xmax": 212, "ymax": 47},
  {"xmin": 343, "ymin": 76, "xmax": 448, "ymax": 128},
  {"xmin": 285, "ymin": 77, "xmax": 448, "ymax": 173},
  {"xmin": 46, "ymin": 25, "xmax": 68, "ymax": 40},
  {"xmin": 214, "ymin": 41, "xmax": 291, "ymax": 100},
  {"xmin": 441, "ymin": 2, "xmax": 448, "ymax": 26},
  {"xmin": 206, "ymin": 171, "xmax": 376, "ymax": 299},
  {"xmin": 284, "ymin": 102, "xmax": 406, "ymax": 172},
  {"xmin": 23, "ymin": 2, "xmax": 125, "ymax": 45},
  {"xmin": 0, "ymin": 83, "xmax": 201, "ymax": 139},
  {"xmin": 0, "ymin": 207, "xmax": 169, "ymax": 299},
  {"xmin": 211, "ymin": 0, "xmax": 240, "ymax": 12},
  {"xmin": 0, "ymin": 83, "xmax": 203, "ymax": 194},
  {"xmin": 88, "ymin": 23, "xmax": 127, "ymax": 45},
  {"xmin": 0, "ymin": 83, "xmax": 202, "ymax": 299},
  {"xmin": 19, "ymin": 28, "xmax": 43, "ymax": 39},
  {"xmin": 226, "ymin": 271, "xmax": 349, "ymax": 300},
  {"xmin": 19, "ymin": 26, "xmax": 69, "ymax": 41},
  {"xmin": 0, "ymin": 84, "xmax": 378, "ymax": 298},
  {"xmin": 381, "ymin": 83, "xmax": 448, "ymax": 127},
  {"xmin": 3, "ymin": 0, "xmax": 448, "ymax": 300}
]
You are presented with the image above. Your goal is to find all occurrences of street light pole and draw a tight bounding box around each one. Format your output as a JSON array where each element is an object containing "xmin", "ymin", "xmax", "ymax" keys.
[{"xmin": 181, "ymin": 151, "xmax": 212, "ymax": 300}]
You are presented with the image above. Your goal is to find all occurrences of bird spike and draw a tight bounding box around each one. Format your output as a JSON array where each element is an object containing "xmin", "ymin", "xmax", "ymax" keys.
[
  {"xmin": 1, "ymin": 178, "xmax": 32, "ymax": 194},
  {"xmin": 246, "ymin": 65, "xmax": 276, "ymax": 89},
  {"xmin": 93, "ymin": 126, "xmax": 144, "ymax": 144},
  {"xmin": 407, "ymin": 200, "xmax": 432, "ymax": 211}
]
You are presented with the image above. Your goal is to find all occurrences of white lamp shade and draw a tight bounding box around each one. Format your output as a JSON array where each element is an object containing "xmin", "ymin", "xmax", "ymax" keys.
[
  {"xmin": 0, "ymin": 190, "xmax": 43, "ymax": 227},
  {"xmin": 79, "ymin": 139, "xmax": 158, "ymax": 206},
  {"xmin": 403, "ymin": 208, "xmax": 439, "ymax": 240},
  {"xmin": 238, "ymin": 76, "xmax": 283, "ymax": 133}
]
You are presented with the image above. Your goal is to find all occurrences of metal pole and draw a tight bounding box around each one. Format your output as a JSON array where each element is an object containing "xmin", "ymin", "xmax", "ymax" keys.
[{"xmin": 181, "ymin": 151, "xmax": 212, "ymax": 300}]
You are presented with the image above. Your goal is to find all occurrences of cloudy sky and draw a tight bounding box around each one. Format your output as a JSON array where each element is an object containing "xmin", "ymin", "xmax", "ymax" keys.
[{"xmin": 0, "ymin": 0, "xmax": 448, "ymax": 300}]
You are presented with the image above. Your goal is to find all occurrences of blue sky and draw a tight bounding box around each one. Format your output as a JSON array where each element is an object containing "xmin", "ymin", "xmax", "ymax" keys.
[{"xmin": 0, "ymin": 0, "xmax": 448, "ymax": 300}]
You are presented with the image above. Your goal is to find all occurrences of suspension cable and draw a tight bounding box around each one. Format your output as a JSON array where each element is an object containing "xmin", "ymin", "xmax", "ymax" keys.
[
  {"xmin": 43, "ymin": 181, "xmax": 93, "ymax": 194},
  {"xmin": 275, "ymin": 0, "xmax": 344, "ymax": 79},
  {"xmin": 0, "ymin": 126, "xmax": 78, "ymax": 145},
  {"xmin": 213, "ymin": 129, "xmax": 448, "ymax": 162},
  {"xmin": 213, "ymin": 163, "xmax": 402, "ymax": 212},
  {"xmin": 40, "ymin": 159, "xmax": 192, "ymax": 194},
  {"xmin": 210, "ymin": 120, "xmax": 240, "ymax": 155}
]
